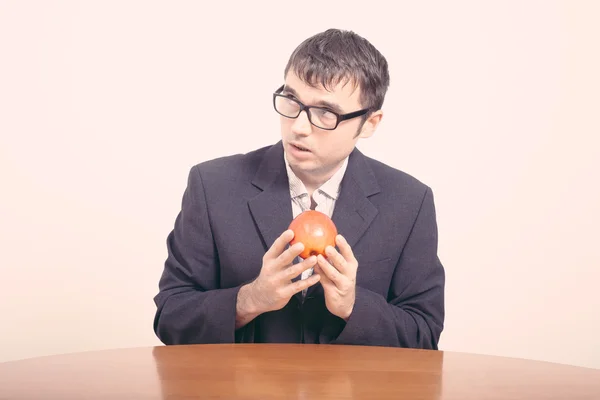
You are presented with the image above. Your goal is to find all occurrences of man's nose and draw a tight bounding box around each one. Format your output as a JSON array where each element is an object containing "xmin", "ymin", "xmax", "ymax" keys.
[{"xmin": 291, "ymin": 110, "xmax": 313, "ymax": 136}]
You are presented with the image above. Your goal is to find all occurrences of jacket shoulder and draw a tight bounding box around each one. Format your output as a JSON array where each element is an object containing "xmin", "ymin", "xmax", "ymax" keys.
[{"xmin": 362, "ymin": 153, "xmax": 430, "ymax": 196}]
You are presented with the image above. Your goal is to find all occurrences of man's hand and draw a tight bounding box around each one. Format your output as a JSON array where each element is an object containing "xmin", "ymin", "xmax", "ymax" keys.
[
  {"xmin": 236, "ymin": 230, "xmax": 320, "ymax": 329},
  {"xmin": 314, "ymin": 234, "xmax": 358, "ymax": 321}
]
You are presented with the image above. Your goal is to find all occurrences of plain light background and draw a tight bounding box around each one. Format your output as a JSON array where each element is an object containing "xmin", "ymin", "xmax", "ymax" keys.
[{"xmin": 1, "ymin": 0, "xmax": 599, "ymax": 369}]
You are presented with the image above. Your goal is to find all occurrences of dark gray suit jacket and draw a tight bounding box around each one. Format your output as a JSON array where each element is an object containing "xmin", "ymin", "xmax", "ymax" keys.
[{"xmin": 153, "ymin": 141, "xmax": 445, "ymax": 349}]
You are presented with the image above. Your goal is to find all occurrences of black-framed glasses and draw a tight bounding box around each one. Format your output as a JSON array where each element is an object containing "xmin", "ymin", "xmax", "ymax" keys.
[{"xmin": 273, "ymin": 85, "xmax": 370, "ymax": 130}]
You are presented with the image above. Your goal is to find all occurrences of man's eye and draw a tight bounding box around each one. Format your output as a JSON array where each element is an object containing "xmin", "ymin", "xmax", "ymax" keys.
[{"xmin": 315, "ymin": 109, "xmax": 336, "ymax": 119}]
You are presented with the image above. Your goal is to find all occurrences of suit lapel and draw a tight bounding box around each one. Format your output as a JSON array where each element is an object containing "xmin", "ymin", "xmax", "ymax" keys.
[
  {"xmin": 331, "ymin": 179, "xmax": 378, "ymax": 249},
  {"xmin": 331, "ymin": 147, "xmax": 380, "ymax": 248},
  {"xmin": 248, "ymin": 141, "xmax": 293, "ymax": 251}
]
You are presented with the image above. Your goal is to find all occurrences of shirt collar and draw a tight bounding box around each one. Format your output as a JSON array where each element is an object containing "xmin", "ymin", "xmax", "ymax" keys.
[{"xmin": 283, "ymin": 152, "xmax": 349, "ymax": 200}]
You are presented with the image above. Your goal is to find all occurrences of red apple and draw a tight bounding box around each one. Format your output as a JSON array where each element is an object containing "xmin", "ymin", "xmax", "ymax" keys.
[{"xmin": 288, "ymin": 210, "xmax": 338, "ymax": 259}]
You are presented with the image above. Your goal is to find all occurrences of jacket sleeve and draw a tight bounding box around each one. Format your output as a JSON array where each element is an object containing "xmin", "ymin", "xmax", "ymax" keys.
[
  {"xmin": 320, "ymin": 187, "xmax": 445, "ymax": 349},
  {"xmin": 153, "ymin": 165, "xmax": 243, "ymax": 344}
]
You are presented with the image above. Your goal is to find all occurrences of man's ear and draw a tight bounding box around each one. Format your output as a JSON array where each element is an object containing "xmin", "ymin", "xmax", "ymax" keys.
[{"xmin": 356, "ymin": 110, "xmax": 383, "ymax": 139}]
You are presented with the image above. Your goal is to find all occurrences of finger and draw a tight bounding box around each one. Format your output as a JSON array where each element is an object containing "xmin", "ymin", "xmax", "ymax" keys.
[
  {"xmin": 264, "ymin": 230, "xmax": 295, "ymax": 261},
  {"xmin": 287, "ymin": 273, "xmax": 321, "ymax": 296},
  {"xmin": 325, "ymin": 245, "xmax": 348, "ymax": 275},
  {"xmin": 335, "ymin": 235, "xmax": 357, "ymax": 266},
  {"xmin": 284, "ymin": 255, "xmax": 317, "ymax": 280},
  {"xmin": 313, "ymin": 265, "xmax": 335, "ymax": 288},
  {"xmin": 317, "ymin": 254, "xmax": 342, "ymax": 285},
  {"xmin": 275, "ymin": 241, "xmax": 305, "ymax": 268}
]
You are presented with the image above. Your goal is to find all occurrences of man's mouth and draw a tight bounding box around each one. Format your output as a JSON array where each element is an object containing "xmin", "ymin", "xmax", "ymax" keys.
[{"xmin": 292, "ymin": 143, "xmax": 310, "ymax": 152}]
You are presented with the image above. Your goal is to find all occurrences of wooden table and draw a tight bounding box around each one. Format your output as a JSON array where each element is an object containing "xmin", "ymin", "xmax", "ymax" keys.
[{"xmin": 1, "ymin": 344, "xmax": 599, "ymax": 399}]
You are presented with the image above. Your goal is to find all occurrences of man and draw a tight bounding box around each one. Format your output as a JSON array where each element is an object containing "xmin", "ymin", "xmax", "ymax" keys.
[{"xmin": 153, "ymin": 29, "xmax": 445, "ymax": 349}]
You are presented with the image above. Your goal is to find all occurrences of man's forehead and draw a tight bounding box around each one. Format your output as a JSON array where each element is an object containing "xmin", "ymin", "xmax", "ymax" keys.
[{"xmin": 284, "ymin": 72, "xmax": 361, "ymax": 104}]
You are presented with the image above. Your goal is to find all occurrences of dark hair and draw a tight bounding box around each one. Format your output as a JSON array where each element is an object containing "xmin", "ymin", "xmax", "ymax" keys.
[{"xmin": 284, "ymin": 29, "xmax": 390, "ymax": 112}]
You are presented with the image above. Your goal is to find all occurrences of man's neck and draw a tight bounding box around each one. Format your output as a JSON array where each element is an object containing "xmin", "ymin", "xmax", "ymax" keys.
[{"xmin": 292, "ymin": 162, "xmax": 344, "ymax": 198}]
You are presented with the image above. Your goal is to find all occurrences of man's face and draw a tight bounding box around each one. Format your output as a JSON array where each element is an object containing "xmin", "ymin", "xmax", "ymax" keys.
[{"xmin": 279, "ymin": 71, "xmax": 380, "ymax": 181}]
